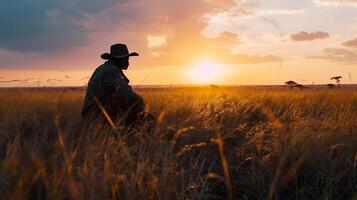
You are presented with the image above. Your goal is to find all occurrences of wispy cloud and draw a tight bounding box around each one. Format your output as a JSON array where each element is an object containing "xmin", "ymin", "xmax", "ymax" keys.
[
  {"xmin": 224, "ymin": 54, "xmax": 283, "ymax": 64},
  {"xmin": 255, "ymin": 9, "xmax": 305, "ymax": 17},
  {"xmin": 147, "ymin": 35, "xmax": 167, "ymax": 48},
  {"xmin": 309, "ymin": 48, "xmax": 357, "ymax": 64},
  {"xmin": 290, "ymin": 31, "xmax": 330, "ymax": 41},
  {"xmin": 314, "ymin": 0, "xmax": 357, "ymax": 6},
  {"xmin": 342, "ymin": 38, "xmax": 357, "ymax": 48}
]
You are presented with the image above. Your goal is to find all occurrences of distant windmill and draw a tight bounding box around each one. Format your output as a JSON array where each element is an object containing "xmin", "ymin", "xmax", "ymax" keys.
[
  {"xmin": 330, "ymin": 76, "xmax": 342, "ymax": 87},
  {"xmin": 285, "ymin": 80, "xmax": 297, "ymax": 89}
]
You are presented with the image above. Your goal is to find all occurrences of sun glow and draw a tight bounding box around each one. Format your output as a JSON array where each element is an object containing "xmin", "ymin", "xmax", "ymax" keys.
[{"xmin": 188, "ymin": 60, "xmax": 225, "ymax": 84}]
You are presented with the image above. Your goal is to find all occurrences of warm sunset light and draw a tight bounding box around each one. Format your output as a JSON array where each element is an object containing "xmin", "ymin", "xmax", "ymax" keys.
[
  {"xmin": 1, "ymin": 1, "xmax": 356, "ymax": 199},
  {"xmin": 188, "ymin": 60, "xmax": 225, "ymax": 84},
  {"xmin": 1, "ymin": 0, "xmax": 357, "ymax": 86}
]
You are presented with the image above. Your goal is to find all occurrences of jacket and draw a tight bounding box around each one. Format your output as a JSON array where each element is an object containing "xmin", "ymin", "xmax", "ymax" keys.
[{"xmin": 82, "ymin": 60, "xmax": 144, "ymax": 117}]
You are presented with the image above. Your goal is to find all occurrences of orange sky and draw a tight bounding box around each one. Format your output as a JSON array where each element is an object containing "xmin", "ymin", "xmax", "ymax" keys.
[{"xmin": 0, "ymin": 0, "xmax": 357, "ymax": 87}]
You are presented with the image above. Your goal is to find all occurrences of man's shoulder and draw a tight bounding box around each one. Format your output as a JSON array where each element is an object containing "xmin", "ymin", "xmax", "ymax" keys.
[
  {"xmin": 94, "ymin": 61, "xmax": 120, "ymax": 75},
  {"xmin": 97, "ymin": 61, "xmax": 116, "ymax": 70}
]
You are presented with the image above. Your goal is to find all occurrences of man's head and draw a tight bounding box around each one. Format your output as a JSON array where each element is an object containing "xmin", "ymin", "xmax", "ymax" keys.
[
  {"xmin": 100, "ymin": 43, "xmax": 139, "ymax": 70},
  {"xmin": 112, "ymin": 57, "xmax": 130, "ymax": 70}
]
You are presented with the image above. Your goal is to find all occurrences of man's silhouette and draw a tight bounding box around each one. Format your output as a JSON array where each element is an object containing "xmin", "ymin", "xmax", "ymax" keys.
[{"xmin": 82, "ymin": 43, "xmax": 151, "ymax": 125}]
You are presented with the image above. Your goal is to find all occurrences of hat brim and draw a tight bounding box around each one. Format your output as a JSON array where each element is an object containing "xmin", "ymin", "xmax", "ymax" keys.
[{"xmin": 101, "ymin": 52, "xmax": 139, "ymax": 60}]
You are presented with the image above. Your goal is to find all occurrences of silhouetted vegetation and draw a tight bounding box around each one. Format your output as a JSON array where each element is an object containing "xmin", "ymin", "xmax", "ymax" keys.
[
  {"xmin": 327, "ymin": 83, "xmax": 335, "ymax": 89},
  {"xmin": 331, "ymin": 76, "xmax": 342, "ymax": 88},
  {"xmin": 0, "ymin": 87, "xmax": 356, "ymax": 199},
  {"xmin": 284, "ymin": 81, "xmax": 307, "ymax": 90}
]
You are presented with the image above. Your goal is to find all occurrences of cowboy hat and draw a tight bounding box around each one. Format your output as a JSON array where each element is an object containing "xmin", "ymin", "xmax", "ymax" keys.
[{"xmin": 101, "ymin": 43, "xmax": 139, "ymax": 60}]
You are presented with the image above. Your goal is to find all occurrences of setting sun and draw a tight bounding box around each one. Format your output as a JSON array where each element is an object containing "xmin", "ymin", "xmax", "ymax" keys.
[
  {"xmin": 188, "ymin": 60, "xmax": 225, "ymax": 84},
  {"xmin": 1, "ymin": 1, "xmax": 357, "ymax": 199}
]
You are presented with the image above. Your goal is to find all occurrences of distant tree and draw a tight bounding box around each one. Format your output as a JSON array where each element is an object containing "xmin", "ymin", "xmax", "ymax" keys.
[
  {"xmin": 285, "ymin": 80, "xmax": 297, "ymax": 89},
  {"xmin": 295, "ymin": 84, "xmax": 305, "ymax": 90},
  {"xmin": 330, "ymin": 76, "xmax": 342, "ymax": 87},
  {"xmin": 327, "ymin": 83, "xmax": 335, "ymax": 89}
]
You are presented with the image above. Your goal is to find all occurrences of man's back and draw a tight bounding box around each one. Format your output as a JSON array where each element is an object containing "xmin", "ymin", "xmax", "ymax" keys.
[{"xmin": 82, "ymin": 60, "xmax": 144, "ymax": 122}]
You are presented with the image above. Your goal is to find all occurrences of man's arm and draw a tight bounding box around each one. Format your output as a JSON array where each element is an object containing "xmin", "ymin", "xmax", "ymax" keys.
[
  {"xmin": 101, "ymin": 69, "xmax": 134, "ymax": 99},
  {"xmin": 102, "ymin": 70, "xmax": 145, "ymax": 113}
]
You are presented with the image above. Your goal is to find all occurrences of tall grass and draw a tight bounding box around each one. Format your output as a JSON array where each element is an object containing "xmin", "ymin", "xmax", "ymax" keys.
[{"xmin": 0, "ymin": 87, "xmax": 356, "ymax": 199}]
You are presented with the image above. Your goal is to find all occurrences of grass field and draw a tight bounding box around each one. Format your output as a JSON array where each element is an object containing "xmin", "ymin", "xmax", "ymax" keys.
[{"xmin": 0, "ymin": 86, "xmax": 356, "ymax": 199}]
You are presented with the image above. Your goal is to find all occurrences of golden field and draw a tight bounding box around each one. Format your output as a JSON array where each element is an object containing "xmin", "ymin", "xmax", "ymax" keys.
[{"xmin": 0, "ymin": 86, "xmax": 356, "ymax": 199}]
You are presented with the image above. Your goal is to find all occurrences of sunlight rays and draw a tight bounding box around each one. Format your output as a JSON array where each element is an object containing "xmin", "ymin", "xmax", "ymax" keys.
[{"xmin": 188, "ymin": 59, "xmax": 226, "ymax": 84}]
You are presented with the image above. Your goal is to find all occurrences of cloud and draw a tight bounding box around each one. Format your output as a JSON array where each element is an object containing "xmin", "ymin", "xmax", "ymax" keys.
[
  {"xmin": 342, "ymin": 38, "xmax": 357, "ymax": 48},
  {"xmin": 141, "ymin": 27, "xmax": 282, "ymax": 66},
  {"xmin": 0, "ymin": 0, "xmax": 130, "ymax": 52},
  {"xmin": 256, "ymin": 9, "xmax": 305, "ymax": 16},
  {"xmin": 147, "ymin": 35, "xmax": 167, "ymax": 48},
  {"xmin": 309, "ymin": 48, "xmax": 357, "ymax": 64},
  {"xmin": 149, "ymin": 51, "xmax": 168, "ymax": 58},
  {"xmin": 115, "ymin": 0, "xmax": 282, "ymax": 66},
  {"xmin": 0, "ymin": 0, "xmax": 235, "ymax": 53},
  {"xmin": 0, "ymin": 0, "xmax": 235, "ymax": 67},
  {"xmin": 223, "ymin": 54, "xmax": 283, "ymax": 64},
  {"xmin": 290, "ymin": 31, "xmax": 330, "ymax": 41},
  {"xmin": 315, "ymin": 0, "xmax": 357, "ymax": 5},
  {"xmin": 205, "ymin": 31, "xmax": 241, "ymax": 49},
  {"xmin": 201, "ymin": 2, "xmax": 310, "ymax": 55},
  {"xmin": 0, "ymin": 0, "xmax": 283, "ymax": 69}
]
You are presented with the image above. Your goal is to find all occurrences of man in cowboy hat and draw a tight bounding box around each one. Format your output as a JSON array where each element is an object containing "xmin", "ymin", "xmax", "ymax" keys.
[{"xmin": 82, "ymin": 43, "xmax": 151, "ymax": 125}]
